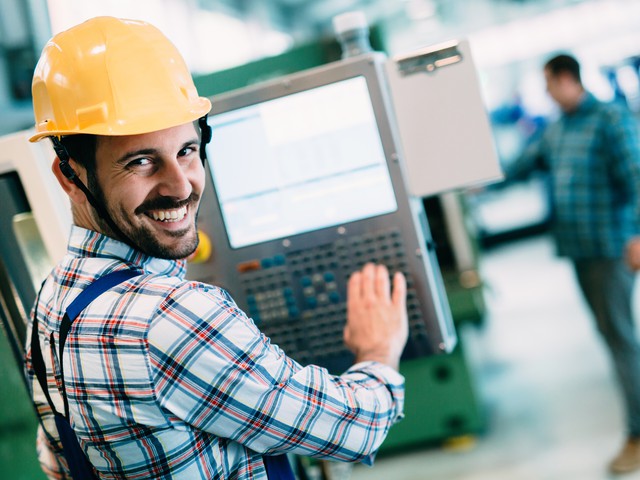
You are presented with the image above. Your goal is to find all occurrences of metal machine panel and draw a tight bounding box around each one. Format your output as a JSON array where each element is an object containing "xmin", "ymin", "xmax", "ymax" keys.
[
  {"xmin": 189, "ymin": 54, "xmax": 456, "ymax": 374},
  {"xmin": 385, "ymin": 40, "xmax": 503, "ymax": 197},
  {"xmin": 0, "ymin": 130, "xmax": 71, "ymax": 263}
]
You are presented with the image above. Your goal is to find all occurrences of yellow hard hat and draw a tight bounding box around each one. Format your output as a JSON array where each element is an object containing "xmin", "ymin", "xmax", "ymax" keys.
[{"xmin": 29, "ymin": 16, "xmax": 211, "ymax": 142}]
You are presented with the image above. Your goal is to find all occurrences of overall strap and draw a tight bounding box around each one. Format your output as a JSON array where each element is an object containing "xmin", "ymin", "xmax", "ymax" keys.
[
  {"xmin": 264, "ymin": 453, "xmax": 296, "ymax": 480},
  {"xmin": 31, "ymin": 269, "xmax": 141, "ymax": 416},
  {"xmin": 59, "ymin": 269, "xmax": 142, "ymax": 368},
  {"xmin": 31, "ymin": 284, "xmax": 56, "ymax": 411}
]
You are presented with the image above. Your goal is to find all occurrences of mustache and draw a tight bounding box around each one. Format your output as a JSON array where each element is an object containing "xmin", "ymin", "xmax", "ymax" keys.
[{"xmin": 135, "ymin": 192, "xmax": 200, "ymax": 215}]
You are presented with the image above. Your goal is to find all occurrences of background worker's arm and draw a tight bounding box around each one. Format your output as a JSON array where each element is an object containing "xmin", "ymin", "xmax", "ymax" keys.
[{"xmin": 603, "ymin": 105, "xmax": 640, "ymax": 271}]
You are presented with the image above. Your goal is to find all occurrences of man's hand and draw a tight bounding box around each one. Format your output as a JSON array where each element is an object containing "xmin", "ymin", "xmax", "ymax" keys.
[
  {"xmin": 626, "ymin": 236, "xmax": 640, "ymax": 271},
  {"xmin": 344, "ymin": 263, "xmax": 408, "ymax": 371}
]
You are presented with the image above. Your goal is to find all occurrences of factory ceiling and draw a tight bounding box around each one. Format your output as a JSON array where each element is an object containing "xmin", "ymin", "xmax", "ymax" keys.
[{"xmin": 199, "ymin": 0, "xmax": 592, "ymax": 42}]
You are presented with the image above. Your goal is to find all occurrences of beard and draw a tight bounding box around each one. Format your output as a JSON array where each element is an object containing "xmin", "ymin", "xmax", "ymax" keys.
[{"xmin": 88, "ymin": 173, "xmax": 200, "ymax": 260}]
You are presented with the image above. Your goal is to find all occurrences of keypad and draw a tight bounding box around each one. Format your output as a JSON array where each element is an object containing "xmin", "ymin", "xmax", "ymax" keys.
[{"xmin": 239, "ymin": 229, "xmax": 430, "ymax": 371}]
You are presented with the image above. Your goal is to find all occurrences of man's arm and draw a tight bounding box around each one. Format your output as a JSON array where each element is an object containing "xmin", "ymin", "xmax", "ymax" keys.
[
  {"xmin": 604, "ymin": 105, "xmax": 640, "ymax": 270},
  {"xmin": 149, "ymin": 267, "xmax": 407, "ymax": 462},
  {"xmin": 503, "ymin": 129, "xmax": 549, "ymax": 182},
  {"xmin": 24, "ymin": 313, "xmax": 68, "ymax": 479},
  {"xmin": 36, "ymin": 425, "xmax": 67, "ymax": 480}
]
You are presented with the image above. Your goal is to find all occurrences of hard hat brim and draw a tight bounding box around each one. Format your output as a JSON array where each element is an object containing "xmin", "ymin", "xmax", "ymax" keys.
[{"xmin": 29, "ymin": 97, "xmax": 211, "ymax": 143}]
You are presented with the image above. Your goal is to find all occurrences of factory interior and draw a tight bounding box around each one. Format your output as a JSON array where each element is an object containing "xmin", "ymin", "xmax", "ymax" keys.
[{"xmin": 1, "ymin": 0, "xmax": 640, "ymax": 479}]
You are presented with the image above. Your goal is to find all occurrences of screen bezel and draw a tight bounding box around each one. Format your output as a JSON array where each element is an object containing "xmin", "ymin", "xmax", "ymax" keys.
[
  {"xmin": 206, "ymin": 75, "xmax": 399, "ymax": 249},
  {"xmin": 205, "ymin": 53, "xmax": 410, "ymax": 252}
]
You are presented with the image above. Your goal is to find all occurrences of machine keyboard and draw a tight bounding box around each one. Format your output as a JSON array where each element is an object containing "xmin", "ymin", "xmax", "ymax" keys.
[{"xmin": 238, "ymin": 229, "xmax": 430, "ymax": 372}]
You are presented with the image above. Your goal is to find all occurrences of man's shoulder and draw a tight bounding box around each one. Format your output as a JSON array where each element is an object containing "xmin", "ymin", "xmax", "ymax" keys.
[
  {"xmin": 136, "ymin": 274, "xmax": 239, "ymax": 318},
  {"xmin": 132, "ymin": 273, "xmax": 230, "ymax": 304},
  {"xmin": 590, "ymin": 96, "xmax": 632, "ymax": 121}
]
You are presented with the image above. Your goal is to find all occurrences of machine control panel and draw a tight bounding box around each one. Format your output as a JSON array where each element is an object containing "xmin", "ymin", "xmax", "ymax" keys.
[
  {"xmin": 232, "ymin": 228, "xmax": 429, "ymax": 372},
  {"xmin": 189, "ymin": 53, "xmax": 457, "ymax": 373}
]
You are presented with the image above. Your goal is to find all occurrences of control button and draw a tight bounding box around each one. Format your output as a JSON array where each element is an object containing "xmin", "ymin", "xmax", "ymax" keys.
[
  {"xmin": 237, "ymin": 260, "xmax": 261, "ymax": 273},
  {"xmin": 301, "ymin": 276, "xmax": 312, "ymax": 287},
  {"xmin": 261, "ymin": 257, "xmax": 274, "ymax": 269},
  {"xmin": 187, "ymin": 229, "xmax": 213, "ymax": 264},
  {"xmin": 273, "ymin": 254, "xmax": 286, "ymax": 266},
  {"xmin": 329, "ymin": 291, "xmax": 341, "ymax": 303}
]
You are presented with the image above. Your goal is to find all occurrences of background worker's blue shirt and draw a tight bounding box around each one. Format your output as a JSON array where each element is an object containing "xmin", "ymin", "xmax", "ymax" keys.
[
  {"xmin": 506, "ymin": 92, "xmax": 640, "ymax": 259},
  {"xmin": 25, "ymin": 226, "xmax": 405, "ymax": 479}
]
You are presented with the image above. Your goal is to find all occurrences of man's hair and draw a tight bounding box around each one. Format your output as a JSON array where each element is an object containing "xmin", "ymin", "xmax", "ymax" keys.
[
  {"xmin": 58, "ymin": 134, "xmax": 101, "ymax": 199},
  {"xmin": 545, "ymin": 54, "xmax": 582, "ymax": 84},
  {"xmin": 59, "ymin": 134, "xmax": 98, "ymax": 173}
]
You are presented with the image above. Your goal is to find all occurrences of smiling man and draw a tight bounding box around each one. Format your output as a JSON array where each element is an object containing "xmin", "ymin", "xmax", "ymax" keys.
[{"xmin": 24, "ymin": 16, "xmax": 408, "ymax": 479}]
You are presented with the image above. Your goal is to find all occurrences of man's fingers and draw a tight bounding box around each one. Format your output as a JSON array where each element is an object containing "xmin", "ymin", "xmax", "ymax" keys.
[
  {"xmin": 360, "ymin": 263, "xmax": 376, "ymax": 301},
  {"xmin": 391, "ymin": 271, "xmax": 407, "ymax": 308},
  {"xmin": 374, "ymin": 264, "xmax": 391, "ymax": 300},
  {"xmin": 347, "ymin": 270, "xmax": 362, "ymax": 305}
]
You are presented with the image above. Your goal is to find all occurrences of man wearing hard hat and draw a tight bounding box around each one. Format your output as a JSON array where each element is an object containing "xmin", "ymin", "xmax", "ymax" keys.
[{"xmin": 24, "ymin": 16, "xmax": 408, "ymax": 479}]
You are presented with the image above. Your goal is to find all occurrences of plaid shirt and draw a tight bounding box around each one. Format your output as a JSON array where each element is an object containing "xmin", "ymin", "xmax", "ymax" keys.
[
  {"xmin": 25, "ymin": 226, "xmax": 404, "ymax": 479},
  {"xmin": 507, "ymin": 92, "xmax": 640, "ymax": 259}
]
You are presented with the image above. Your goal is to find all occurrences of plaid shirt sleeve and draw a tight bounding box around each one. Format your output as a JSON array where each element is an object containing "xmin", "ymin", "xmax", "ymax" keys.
[
  {"xmin": 504, "ymin": 130, "xmax": 550, "ymax": 182},
  {"xmin": 148, "ymin": 283, "xmax": 404, "ymax": 464},
  {"xmin": 35, "ymin": 425, "xmax": 67, "ymax": 479},
  {"xmin": 602, "ymin": 104, "xmax": 640, "ymax": 222}
]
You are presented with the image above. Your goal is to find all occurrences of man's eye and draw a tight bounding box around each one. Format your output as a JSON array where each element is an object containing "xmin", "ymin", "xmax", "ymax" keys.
[
  {"xmin": 127, "ymin": 158, "xmax": 152, "ymax": 168},
  {"xmin": 179, "ymin": 146, "xmax": 197, "ymax": 157}
]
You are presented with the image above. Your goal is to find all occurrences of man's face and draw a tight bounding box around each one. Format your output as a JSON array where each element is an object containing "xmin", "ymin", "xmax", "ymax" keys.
[
  {"xmin": 544, "ymin": 68, "xmax": 564, "ymax": 106},
  {"xmin": 544, "ymin": 68, "xmax": 577, "ymax": 111},
  {"xmin": 92, "ymin": 122, "xmax": 205, "ymax": 259}
]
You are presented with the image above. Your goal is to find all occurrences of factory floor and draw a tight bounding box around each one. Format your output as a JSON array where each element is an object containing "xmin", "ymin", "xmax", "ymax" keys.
[{"xmin": 0, "ymin": 233, "xmax": 637, "ymax": 479}]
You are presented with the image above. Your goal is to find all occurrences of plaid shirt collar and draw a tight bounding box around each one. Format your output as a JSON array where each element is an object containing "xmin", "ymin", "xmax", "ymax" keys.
[
  {"xmin": 68, "ymin": 225, "xmax": 187, "ymax": 279},
  {"xmin": 563, "ymin": 91, "xmax": 596, "ymax": 118}
]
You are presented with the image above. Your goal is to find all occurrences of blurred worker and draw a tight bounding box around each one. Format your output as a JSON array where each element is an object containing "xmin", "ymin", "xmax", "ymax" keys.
[
  {"xmin": 24, "ymin": 16, "xmax": 408, "ymax": 479},
  {"xmin": 506, "ymin": 53, "xmax": 640, "ymax": 474}
]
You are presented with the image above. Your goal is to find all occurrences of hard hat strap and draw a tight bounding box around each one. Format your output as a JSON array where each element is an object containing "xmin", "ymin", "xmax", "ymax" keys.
[
  {"xmin": 51, "ymin": 137, "xmax": 136, "ymax": 247},
  {"xmin": 198, "ymin": 115, "xmax": 212, "ymax": 164}
]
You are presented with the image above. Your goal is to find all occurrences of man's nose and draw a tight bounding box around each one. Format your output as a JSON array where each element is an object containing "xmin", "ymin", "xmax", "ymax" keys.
[{"xmin": 157, "ymin": 159, "xmax": 193, "ymax": 200}]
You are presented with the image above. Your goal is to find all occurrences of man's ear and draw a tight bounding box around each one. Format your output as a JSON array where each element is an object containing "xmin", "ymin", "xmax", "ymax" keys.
[{"xmin": 51, "ymin": 158, "xmax": 88, "ymax": 204}]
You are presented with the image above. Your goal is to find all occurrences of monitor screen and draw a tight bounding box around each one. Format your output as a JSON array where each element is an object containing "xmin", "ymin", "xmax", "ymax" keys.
[{"xmin": 206, "ymin": 75, "xmax": 398, "ymax": 249}]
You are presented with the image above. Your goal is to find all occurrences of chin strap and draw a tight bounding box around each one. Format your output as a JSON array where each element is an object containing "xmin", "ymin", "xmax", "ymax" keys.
[{"xmin": 51, "ymin": 136, "xmax": 135, "ymax": 246}]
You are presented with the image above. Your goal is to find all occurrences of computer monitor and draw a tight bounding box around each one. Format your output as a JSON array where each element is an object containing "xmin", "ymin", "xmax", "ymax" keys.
[
  {"xmin": 191, "ymin": 53, "xmax": 456, "ymax": 373},
  {"xmin": 208, "ymin": 75, "xmax": 397, "ymax": 249}
]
